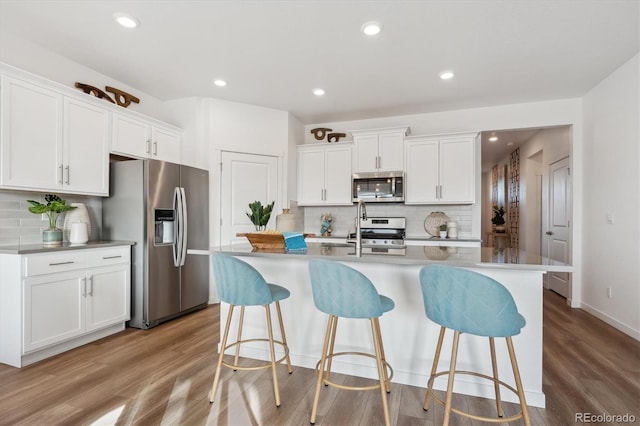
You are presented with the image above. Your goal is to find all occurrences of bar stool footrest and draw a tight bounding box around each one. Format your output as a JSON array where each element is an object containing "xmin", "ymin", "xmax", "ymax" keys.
[
  {"xmin": 315, "ymin": 351, "xmax": 394, "ymax": 391},
  {"xmin": 221, "ymin": 338, "xmax": 290, "ymax": 371},
  {"xmin": 427, "ymin": 370, "xmax": 526, "ymax": 423}
]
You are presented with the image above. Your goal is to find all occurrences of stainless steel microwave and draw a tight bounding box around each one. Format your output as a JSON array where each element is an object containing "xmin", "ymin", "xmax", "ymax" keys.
[{"xmin": 352, "ymin": 171, "xmax": 404, "ymax": 203}]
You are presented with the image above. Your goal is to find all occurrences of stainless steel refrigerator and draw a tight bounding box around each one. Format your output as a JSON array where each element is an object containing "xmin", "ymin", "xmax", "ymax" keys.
[{"xmin": 102, "ymin": 159, "xmax": 209, "ymax": 329}]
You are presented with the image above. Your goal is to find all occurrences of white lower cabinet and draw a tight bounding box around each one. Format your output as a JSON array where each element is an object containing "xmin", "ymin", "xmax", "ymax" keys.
[{"xmin": 0, "ymin": 245, "xmax": 131, "ymax": 367}]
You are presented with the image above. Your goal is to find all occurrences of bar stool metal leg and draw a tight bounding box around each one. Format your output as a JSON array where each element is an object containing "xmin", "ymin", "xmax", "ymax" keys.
[
  {"xmin": 443, "ymin": 330, "xmax": 461, "ymax": 426},
  {"xmin": 265, "ymin": 304, "xmax": 281, "ymax": 407},
  {"xmin": 233, "ymin": 306, "xmax": 246, "ymax": 370},
  {"xmin": 507, "ymin": 337, "xmax": 531, "ymax": 426},
  {"xmin": 371, "ymin": 318, "xmax": 391, "ymax": 426},
  {"xmin": 324, "ymin": 316, "xmax": 338, "ymax": 384},
  {"xmin": 374, "ymin": 317, "xmax": 391, "ymax": 392},
  {"xmin": 310, "ymin": 315, "xmax": 335, "ymax": 424},
  {"xmin": 489, "ymin": 337, "xmax": 505, "ymax": 417},
  {"xmin": 209, "ymin": 304, "xmax": 235, "ymax": 403},
  {"xmin": 275, "ymin": 301, "xmax": 293, "ymax": 374},
  {"xmin": 424, "ymin": 326, "xmax": 446, "ymax": 410}
]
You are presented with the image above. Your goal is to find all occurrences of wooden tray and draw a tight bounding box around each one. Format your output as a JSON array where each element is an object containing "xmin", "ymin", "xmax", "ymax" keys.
[{"xmin": 236, "ymin": 232, "xmax": 314, "ymax": 250}]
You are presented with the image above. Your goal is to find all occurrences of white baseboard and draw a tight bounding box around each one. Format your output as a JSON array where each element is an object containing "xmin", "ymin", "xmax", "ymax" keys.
[{"xmin": 580, "ymin": 302, "xmax": 640, "ymax": 341}]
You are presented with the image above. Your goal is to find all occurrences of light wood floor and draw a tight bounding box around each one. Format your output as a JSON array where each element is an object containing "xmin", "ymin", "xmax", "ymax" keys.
[{"xmin": 1, "ymin": 290, "xmax": 638, "ymax": 425}]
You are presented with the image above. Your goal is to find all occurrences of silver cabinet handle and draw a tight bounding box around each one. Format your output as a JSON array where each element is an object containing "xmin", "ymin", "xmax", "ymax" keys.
[
  {"xmin": 82, "ymin": 276, "xmax": 87, "ymax": 297},
  {"xmin": 88, "ymin": 276, "xmax": 93, "ymax": 296},
  {"xmin": 58, "ymin": 165, "xmax": 63, "ymax": 184},
  {"xmin": 153, "ymin": 141, "xmax": 158, "ymax": 156},
  {"xmin": 49, "ymin": 261, "xmax": 74, "ymax": 266},
  {"xmin": 146, "ymin": 140, "xmax": 151, "ymax": 154},
  {"xmin": 64, "ymin": 165, "xmax": 70, "ymax": 185},
  {"xmin": 102, "ymin": 255, "xmax": 122, "ymax": 259}
]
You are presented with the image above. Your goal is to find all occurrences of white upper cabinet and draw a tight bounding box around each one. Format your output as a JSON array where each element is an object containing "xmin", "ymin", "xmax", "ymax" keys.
[
  {"xmin": 405, "ymin": 133, "xmax": 477, "ymax": 204},
  {"xmin": 297, "ymin": 143, "xmax": 353, "ymax": 206},
  {"xmin": 112, "ymin": 113, "xmax": 182, "ymax": 163},
  {"xmin": 351, "ymin": 127, "xmax": 408, "ymax": 173},
  {"xmin": 0, "ymin": 75, "xmax": 109, "ymax": 195},
  {"xmin": 63, "ymin": 97, "xmax": 110, "ymax": 195}
]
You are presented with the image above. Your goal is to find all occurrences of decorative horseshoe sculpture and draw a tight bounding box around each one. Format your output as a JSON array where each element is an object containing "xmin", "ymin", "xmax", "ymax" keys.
[{"xmin": 310, "ymin": 127, "xmax": 332, "ymax": 141}]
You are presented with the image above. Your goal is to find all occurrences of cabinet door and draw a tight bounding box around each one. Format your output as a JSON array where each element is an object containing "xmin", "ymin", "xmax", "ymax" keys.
[
  {"xmin": 85, "ymin": 265, "xmax": 130, "ymax": 332},
  {"xmin": 324, "ymin": 146, "xmax": 353, "ymax": 204},
  {"xmin": 297, "ymin": 148, "xmax": 326, "ymax": 205},
  {"xmin": 1, "ymin": 76, "xmax": 63, "ymax": 190},
  {"xmin": 405, "ymin": 139, "xmax": 439, "ymax": 204},
  {"xmin": 353, "ymin": 135, "xmax": 379, "ymax": 172},
  {"xmin": 63, "ymin": 98, "xmax": 110, "ymax": 195},
  {"xmin": 378, "ymin": 133, "xmax": 404, "ymax": 171},
  {"xmin": 24, "ymin": 272, "xmax": 84, "ymax": 352},
  {"xmin": 151, "ymin": 126, "xmax": 181, "ymax": 163},
  {"xmin": 111, "ymin": 113, "xmax": 151, "ymax": 158},
  {"xmin": 439, "ymin": 137, "xmax": 475, "ymax": 203}
]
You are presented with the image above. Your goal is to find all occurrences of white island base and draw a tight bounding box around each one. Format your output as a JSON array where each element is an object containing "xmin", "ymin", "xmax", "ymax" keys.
[{"xmin": 214, "ymin": 245, "xmax": 558, "ymax": 409}]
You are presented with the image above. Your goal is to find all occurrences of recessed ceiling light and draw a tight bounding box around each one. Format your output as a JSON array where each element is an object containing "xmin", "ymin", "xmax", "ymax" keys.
[
  {"xmin": 213, "ymin": 79, "xmax": 227, "ymax": 87},
  {"xmin": 489, "ymin": 136, "xmax": 498, "ymax": 142},
  {"xmin": 361, "ymin": 22, "xmax": 382, "ymax": 36},
  {"xmin": 114, "ymin": 13, "xmax": 140, "ymax": 29},
  {"xmin": 439, "ymin": 71, "xmax": 454, "ymax": 80},
  {"xmin": 507, "ymin": 142, "xmax": 514, "ymax": 146},
  {"xmin": 313, "ymin": 88, "xmax": 325, "ymax": 96}
]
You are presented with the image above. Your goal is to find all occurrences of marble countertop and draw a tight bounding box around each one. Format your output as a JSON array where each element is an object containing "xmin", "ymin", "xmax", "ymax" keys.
[
  {"xmin": 212, "ymin": 242, "xmax": 573, "ymax": 272},
  {"xmin": 0, "ymin": 240, "xmax": 135, "ymax": 255}
]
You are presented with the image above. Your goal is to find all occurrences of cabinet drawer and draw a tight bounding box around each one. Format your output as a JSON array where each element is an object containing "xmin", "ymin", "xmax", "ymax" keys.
[
  {"xmin": 24, "ymin": 252, "xmax": 86, "ymax": 277},
  {"xmin": 86, "ymin": 246, "xmax": 130, "ymax": 267}
]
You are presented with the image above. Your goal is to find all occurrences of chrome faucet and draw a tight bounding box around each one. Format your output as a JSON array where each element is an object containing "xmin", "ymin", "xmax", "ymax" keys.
[{"xmin": 355, "ymin": 200, "xmax": 367, "ymax": 256}]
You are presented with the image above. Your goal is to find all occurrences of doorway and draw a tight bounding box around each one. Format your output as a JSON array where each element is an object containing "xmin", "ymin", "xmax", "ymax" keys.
[
  {"xmin": 481, "ymin": 126, "xmax": 572, "ymax": 297},
  {"xmin": 219, "ymin": 151, "xmax": 279, "ymax": 246}
]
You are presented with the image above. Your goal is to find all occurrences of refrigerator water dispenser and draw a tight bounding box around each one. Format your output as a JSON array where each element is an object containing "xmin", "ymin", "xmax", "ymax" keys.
[{"xmin": 154, "ymin": 209, "xmax": 175, "ymax": 245}]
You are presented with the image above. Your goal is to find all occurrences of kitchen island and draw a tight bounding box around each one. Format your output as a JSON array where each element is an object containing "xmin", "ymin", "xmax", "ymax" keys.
[{"xmin": 211, "ymin": 242, "xmax": 573, "ymax": 408}]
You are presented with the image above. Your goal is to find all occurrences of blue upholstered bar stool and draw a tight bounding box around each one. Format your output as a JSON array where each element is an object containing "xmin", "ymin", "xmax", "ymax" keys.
[
  {"xmin": 209, "ymin": 254, "xmax": 292, "ymax": 407},
  {"xmin": 419, "ymin": 265, "xmax": 530, "ymax": 426},
  {"xmin": 308, "ymin": 259, "xmax": 394, "ymax": 426}
]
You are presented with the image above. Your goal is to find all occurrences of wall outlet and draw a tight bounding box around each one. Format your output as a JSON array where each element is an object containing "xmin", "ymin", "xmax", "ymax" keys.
[
  {"xmin": 606, "ymin": 212, "xmax": 615, "ymax": 224},
  {"xmin": 607, "ymin": 287, "xmax": 612, "ymax": 298}
]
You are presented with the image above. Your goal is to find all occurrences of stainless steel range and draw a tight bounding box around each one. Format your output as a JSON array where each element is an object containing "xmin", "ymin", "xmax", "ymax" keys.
[{"xmin": 347, "ymin": 217, "xmax": 406, "ymax": 254}]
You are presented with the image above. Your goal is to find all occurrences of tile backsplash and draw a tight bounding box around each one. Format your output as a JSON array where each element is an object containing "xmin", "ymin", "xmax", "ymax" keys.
[
  {"xmin": 0, "ymin": 189, "xmax": 102, "ymax": 246},
  {"xmin": 303, "ymin": 204, "xmax": 473, "ymax": 238}
]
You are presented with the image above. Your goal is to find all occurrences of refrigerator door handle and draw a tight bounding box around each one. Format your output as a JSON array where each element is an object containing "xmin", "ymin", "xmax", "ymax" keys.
[
  {"xmin": 173, "ymin": 187, "xmax": 183, "ymax": 267},
  {"xmin": 179, "ymin": 187, "xmax": 188, "ymax": 266}
]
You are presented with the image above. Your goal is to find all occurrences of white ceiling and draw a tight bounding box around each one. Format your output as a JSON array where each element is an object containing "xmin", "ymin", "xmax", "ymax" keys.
[{"xmin": 1, "ymin": 0, "xmax": 638, "ymax": 126}]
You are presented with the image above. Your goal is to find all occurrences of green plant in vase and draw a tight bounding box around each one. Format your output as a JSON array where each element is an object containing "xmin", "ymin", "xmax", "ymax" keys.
[
  {"xmin": 27, "ymin": 194, "xmax": 76, "ymax": 245},
  {"xmin": 246, "ymin": 200, "xmax": 275, "ymax": 231}
]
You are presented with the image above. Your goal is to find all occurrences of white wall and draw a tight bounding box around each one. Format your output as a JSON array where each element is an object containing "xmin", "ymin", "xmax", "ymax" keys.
[
  {"xmin": 582, "ymin": 53, "xmax": 639, "ymax": 339},
  {"xmin": 0, "ymin": 30, "xmax": 172, "ymax": 123}
]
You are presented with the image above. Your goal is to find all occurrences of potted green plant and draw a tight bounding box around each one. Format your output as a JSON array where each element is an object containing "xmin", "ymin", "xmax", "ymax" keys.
[
  {"xmin": 439, "ymin": 223, "xmax": 448, "ymax": 239},
  {"xmin": 246, "ymin": 200, "xmax": 275, "ymax": 231},
  {"xmin": 491, "ymin": 205, "xmax": 506, "ymax": 232},
  {"xmin": 27, "ymin": 194, "xmax": 76, "ymax": 245}
]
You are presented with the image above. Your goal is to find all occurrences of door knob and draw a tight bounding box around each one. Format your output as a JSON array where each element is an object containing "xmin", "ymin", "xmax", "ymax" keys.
[{"xmin": 546, "ymin": 231, "xmax": 554, "ymax": 235}]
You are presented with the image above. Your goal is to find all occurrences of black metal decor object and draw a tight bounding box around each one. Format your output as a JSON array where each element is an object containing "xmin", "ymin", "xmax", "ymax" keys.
[
  {"xmin": 310, "ymin": 127, "xmax": 332, "ymax": 141},
  {"xmin": 327, "ymin": 132, "xmax": 346, "ymax": 143}
]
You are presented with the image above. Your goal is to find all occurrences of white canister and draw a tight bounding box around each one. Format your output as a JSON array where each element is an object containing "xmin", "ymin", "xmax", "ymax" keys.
[
  {"xmin": 69, "ymin": 222, "xmax": 89, "ymax": 244},
  {"xmin": 447, "ymin": 221, "xmax": 458, "ymax": 238}
]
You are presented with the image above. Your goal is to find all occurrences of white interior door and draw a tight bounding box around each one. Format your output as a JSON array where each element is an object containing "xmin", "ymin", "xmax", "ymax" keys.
[
  {"xmin": 547, "ymin": 157, "xmax": 572, "ymax": 297},
  {"xmin": 220, "ymin": 151, "xmax": 278, "ymax": 245}
]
